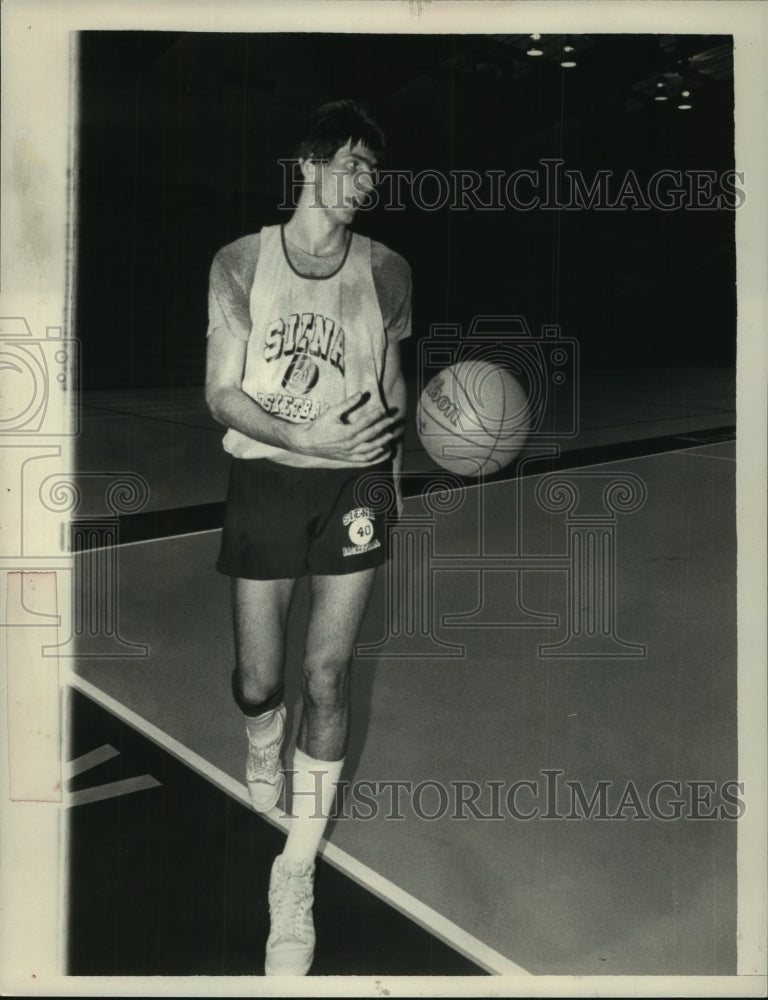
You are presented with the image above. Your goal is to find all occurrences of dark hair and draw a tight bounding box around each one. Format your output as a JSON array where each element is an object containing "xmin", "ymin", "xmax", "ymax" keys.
[{"xmin": 293, "ymin": 99, "xmax": 386, "ymax": 165}]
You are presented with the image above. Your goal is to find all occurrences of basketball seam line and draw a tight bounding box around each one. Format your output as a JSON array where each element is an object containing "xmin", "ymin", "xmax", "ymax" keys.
[
  {"xmin": 489, "ymin": 383, "xmax": 508, "ymax": 472},
  {"xmin": 452, "ymin": 369, "xmax": 497, "ymax": 438},
  {"xmin": 418, "ymin": 403, "xmax": 493, "ymax": 451},
  {"xmin": 453, "ymin": 366, "xmax": 514, "ymax": 473}
]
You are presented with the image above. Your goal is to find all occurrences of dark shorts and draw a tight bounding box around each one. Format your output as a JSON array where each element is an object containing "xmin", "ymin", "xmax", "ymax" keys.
[{"xmin": 216, "ymin": 456, "xmax": 395, "ymax": 580}]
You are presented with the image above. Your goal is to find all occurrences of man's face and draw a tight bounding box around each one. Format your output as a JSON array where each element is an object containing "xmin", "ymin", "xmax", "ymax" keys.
[{"xmin": 309, "ymin": 140, "xmax": 378, "ymax": 222}]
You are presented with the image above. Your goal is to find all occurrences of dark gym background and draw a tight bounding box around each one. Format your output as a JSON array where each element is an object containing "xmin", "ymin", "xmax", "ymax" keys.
[{"xmin": 75, "ymin": 32, "xmax": 735, "ymax": 391}]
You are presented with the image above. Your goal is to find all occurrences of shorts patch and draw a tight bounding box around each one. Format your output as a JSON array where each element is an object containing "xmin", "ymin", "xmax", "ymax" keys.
[
  {"xmin": 216, "ymin": 456, "xmax": 394, "ymax": 580},
  {"xmin": 342, "ymin": 507, "xmax": 381, "ymax": 557}
]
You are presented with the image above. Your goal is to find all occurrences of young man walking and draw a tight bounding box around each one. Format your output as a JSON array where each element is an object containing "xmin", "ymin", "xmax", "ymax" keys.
[{"xmin": 205, "ymin": 100, "xmax": 411, "ymax": 975}]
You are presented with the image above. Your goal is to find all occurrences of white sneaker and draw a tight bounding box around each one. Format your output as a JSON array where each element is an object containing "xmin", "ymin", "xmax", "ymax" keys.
[
  {"xmin": 245, "ymin": 705, "xmax": 286, "ymax": 812},
  {"xmin": 265, "ymin": 856, "xmax": 316, "ymax": 976}
]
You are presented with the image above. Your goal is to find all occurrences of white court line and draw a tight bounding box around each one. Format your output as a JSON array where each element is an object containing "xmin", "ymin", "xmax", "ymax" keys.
[
  {"xmin": 66, "ymin": 673, "xmax": 531, "ymax": 978},
  {"xmin": 65, "ymin": 774, "xmax": 161, "ymax": 808},
  {"xmin": 77, "ymin": 528, "xmax": 222, "ymax": 552},
  {"xmin": 64, "ymin": 743, "xmax": 119, "ymax": 780},
  {"xmin": 71, "ymin": 439, "xmax": 737, "ymax": 557},
  {"xmin": 510, "ymin": 443, "xmax": 736, "ymax": 479},
  {"xmin": 75, "ymin": 451, "xmax": 737, "ymax": 558},
  {"xmin": 674, "ymin": 448, "xmax": 736, "ymax": 462}
]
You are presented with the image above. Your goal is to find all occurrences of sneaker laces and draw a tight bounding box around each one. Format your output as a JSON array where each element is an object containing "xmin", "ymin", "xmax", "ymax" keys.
[
  {"xmin": 269, "ymin": 866, "xmax": 313, "ymax": 941},
  {"xmin": 246, "ymin": 738, "xmax": 281, "ymax": 782}
]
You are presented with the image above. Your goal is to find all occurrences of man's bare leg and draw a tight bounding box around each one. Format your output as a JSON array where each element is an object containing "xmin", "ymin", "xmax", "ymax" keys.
[
  {"xmin": 283, "ymin": 566, "xmax": 377, "ymax": 860},
  {"xmin": 233, "ymin": 576, "xmax": 295, "ymax": 704},
  {"xmin": 233, "ymin": 577, "xmax": 296, "ymax": 811},
  {"xmin": 298, "ymin": 566, "xmax": 377, "ymax": 760},
  {"xmin": 266, "ymin": 568, "xmax": 377, "ymax": 976}
]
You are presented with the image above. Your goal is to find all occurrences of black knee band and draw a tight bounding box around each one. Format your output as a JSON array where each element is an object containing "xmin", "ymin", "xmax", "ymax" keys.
[{"xmin": 231, "ymin": 669, "xmax": 285, "ymax": 718}]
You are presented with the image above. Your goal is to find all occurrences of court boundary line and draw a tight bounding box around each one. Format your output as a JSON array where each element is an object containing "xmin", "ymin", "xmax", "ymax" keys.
[
  {"xmin": 70, "ymin": 442, "xmax": 737, "ymax": 554},
  {"xmin": 676, "ymin": 452, "xmax": 735, "ymax": 462},
  {"xmin": 74, "ymin": 428, "xmax": 737, "ymax": 552},
  {"xmin": 65, "ymin": 674, "xmax": 530, "ymax": 978}
]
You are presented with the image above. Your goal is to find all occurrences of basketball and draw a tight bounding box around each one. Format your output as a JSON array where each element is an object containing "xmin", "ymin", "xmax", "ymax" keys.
[{"xmin": 417, "ymin": 360, "xmax": 531, "ymax": 476}]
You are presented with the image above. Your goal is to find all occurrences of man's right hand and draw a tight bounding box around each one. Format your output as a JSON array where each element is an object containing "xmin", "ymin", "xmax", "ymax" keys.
[{"xmin": 286, "ymin": 392, "xmax": 403, "ymax": 464}]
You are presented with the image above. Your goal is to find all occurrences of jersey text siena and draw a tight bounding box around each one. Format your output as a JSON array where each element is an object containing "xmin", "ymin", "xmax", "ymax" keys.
[{"xmin": 222, "ymin": 225, "xmax": 390, "ymax": 468}]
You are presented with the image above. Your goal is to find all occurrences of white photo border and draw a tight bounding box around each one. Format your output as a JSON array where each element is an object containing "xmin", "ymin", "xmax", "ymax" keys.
[{"xmin": 1, "ymin": 1, "xmax": 765, "ymax": 996}]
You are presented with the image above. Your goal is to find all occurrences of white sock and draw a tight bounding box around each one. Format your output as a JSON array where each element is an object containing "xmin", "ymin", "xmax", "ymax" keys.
[
  {"xmin": 281, "ymin": 747, "xmax": 344, "ymax": 867},
  {"xmin": 245, "ymin": 705, "xmax": 284, "ymax": 744}
]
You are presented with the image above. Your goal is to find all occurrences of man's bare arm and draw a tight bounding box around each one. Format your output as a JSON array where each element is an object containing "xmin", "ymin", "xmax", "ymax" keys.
[
  {"xmin": 205, "ymin": 328, "xmax": 401, "ymax": 464},
  {"xmin": 381, "ymin": 338, "xmax": 407, "ymax": 514}
]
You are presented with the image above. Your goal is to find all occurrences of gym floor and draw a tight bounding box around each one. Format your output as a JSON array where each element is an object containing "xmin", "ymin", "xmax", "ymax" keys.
[{"xmin": 66, "ymin": 366, "xmax": 737, "ymax": 977}]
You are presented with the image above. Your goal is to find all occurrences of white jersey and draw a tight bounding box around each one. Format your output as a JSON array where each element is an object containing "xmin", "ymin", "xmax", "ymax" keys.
[{"xmin": 222, "ymin": 225, "xmax": 389, "ymax": 468}]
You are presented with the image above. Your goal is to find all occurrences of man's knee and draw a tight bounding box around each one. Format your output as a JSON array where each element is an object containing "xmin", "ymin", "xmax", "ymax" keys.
[
  {"xmin": 232, "ymin": 669, "xmax": 284, "ymax": 717},
  {"xmin": 301, "ymin": 655, "xmax": 350, "ymax": 711}
]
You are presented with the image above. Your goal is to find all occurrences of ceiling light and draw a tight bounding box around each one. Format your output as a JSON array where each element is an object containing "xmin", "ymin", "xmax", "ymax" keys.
[{"xmin": 527, "ymin": 33, "xmax": 543, "ymax": 56}]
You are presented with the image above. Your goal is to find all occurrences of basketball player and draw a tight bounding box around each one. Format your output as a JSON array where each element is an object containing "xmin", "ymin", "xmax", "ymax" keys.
[{"xmin": 204, "ymin": 100, "xmax": 410, "ymax": 976}]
